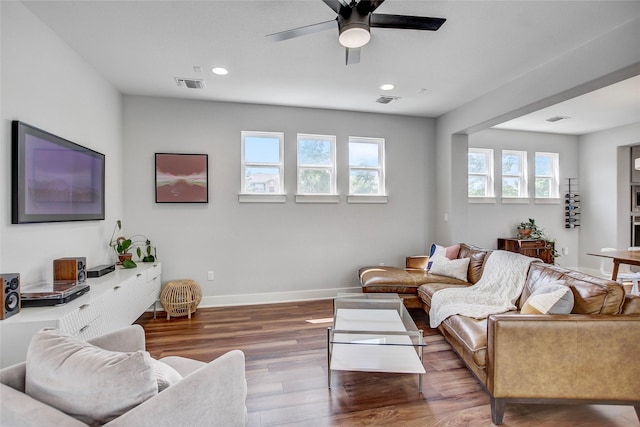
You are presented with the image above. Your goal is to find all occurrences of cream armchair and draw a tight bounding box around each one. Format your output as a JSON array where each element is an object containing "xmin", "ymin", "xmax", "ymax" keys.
[{"xmin": 0, "ymin": 325, "xmax": 247, "ymax": 426}]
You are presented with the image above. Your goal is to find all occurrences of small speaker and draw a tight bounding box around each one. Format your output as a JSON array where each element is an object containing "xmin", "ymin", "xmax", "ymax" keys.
[
  {"xmin": 1, "ymin": 273, "xmax": 20, "ymax": 320},
  {"xmin": 53, "ymin": 257, "xmax": 87, "ymax": 284}
]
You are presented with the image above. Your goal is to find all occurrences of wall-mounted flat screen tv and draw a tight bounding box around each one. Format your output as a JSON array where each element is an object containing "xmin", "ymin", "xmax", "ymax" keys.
[{"xmin": 12, "ymin": 121, "xmax": 105, "ymax": 224}]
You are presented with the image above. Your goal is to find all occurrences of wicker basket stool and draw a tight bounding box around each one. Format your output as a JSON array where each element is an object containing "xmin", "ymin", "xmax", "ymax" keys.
[{"xmin": 160, "ymin": 279, "xmax": 202, "ymax": 320}]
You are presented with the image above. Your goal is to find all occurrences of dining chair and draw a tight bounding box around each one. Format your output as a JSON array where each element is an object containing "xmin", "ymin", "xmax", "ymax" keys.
[{"xmin": 600, "ymin": 247, "xmax": 640, "ymax": 295}]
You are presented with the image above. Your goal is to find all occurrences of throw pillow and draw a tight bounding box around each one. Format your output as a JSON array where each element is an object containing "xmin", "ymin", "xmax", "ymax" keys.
[
  {"xmin": 427, "ymin": 243, "xmax": 461, "ymax": 270},
  {"xmin": 25, "ymin": 328, "xmax": 158, "ymax": 426},
  {"xmin": 521, "ymin": 280, "xmax": 574, "ymax": 314},
  {"xmin": 429, "ymin": 255, "xmax": 470, "ymax": 282},
  {"xmin": 151, "ymin": 358, "xmax": 183, "ymax": 392}
]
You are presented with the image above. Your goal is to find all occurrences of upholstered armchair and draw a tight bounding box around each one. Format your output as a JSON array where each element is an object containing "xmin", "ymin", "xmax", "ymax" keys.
[{"xmin": 0, "ymin": 325, "xmax": 247, "ymax": 426}]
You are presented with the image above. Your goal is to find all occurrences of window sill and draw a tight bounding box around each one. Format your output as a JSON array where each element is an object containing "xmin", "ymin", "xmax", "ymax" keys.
[
  {"xmin": 295, "ymin": 195, "xmax": 339, "ymax": 204},
  {"xmin": 468, "ymin": 197, "xmax": 496, "ymax": 204},
  {"xmin": 535, "ymin": 198, "xmax": 561, "ymax": 204},
  {"xmin": 347, "ymin": 195, "xmax": 388, "ymax": 204},
  {"xmin": 501, "ymin": 198, "xmax": 530, "ymax": 204},
  {"xmin": 238, "ymin": 194, "xmax": 287, "ymax": 203}
]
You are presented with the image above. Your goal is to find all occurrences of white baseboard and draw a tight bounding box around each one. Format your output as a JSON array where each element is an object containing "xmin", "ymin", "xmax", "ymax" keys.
[{"xmin": 198, "ymin": 286, "xmax": 362, "ymax": 308}]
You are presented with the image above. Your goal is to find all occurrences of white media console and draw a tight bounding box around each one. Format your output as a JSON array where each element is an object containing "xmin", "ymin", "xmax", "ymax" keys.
[{"xmin": 0, "ymin": 262, "xmax": 161, "ymax": 368}]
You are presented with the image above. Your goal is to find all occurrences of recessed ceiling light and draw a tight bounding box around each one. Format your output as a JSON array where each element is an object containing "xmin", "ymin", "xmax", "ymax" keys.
[
  {"xmin": 211, "ymin": 67, "xmax": 229, "ymax": 76},
  {"xmin": 546, "ymin": 116, "xmax": 570, "ymax": 123},
  {"xmin": 380, "ymin": 83, "xmax": 395, "ymax": 91}
]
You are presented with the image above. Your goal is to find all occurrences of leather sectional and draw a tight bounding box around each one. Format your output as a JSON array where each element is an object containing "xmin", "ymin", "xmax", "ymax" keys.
[{"xmin": 359, "ymin": 243, "xmax": 640, "ymax": 424}]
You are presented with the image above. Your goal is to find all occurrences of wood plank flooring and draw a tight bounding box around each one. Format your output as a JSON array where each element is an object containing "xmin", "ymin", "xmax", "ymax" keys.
[{"xmin": 136, "ymin": 300, "xmax": 638, "ymax": 426}]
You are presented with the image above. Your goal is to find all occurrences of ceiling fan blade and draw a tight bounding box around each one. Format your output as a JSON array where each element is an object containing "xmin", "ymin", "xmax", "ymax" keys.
[
  {"xmin": 345, "ymin": 47, "xmax": 361, "ymax": 65},
  {"xmin": 321, "ymin": 0, "xmax": 342, "ymax": 14},
  {"xmin": 266, "ymin": 19, "xmax": 336, "ymax": 42},
  {"xmin": 370, "ymin": 14, "xmax": 446, "ymax": 31},
  {"xmin": 356, "ymin": 0, "xmax": 386, "ymax": 15}
]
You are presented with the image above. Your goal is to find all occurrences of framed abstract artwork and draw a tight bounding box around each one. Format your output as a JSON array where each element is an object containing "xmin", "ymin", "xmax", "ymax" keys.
[{"xmin": 155, "ymin": 153, "xmax": 208, "ymax": 203}]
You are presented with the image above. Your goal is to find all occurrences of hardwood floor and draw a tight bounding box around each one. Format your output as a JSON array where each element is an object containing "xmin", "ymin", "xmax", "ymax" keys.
[{"xmin": 136, "ymin": 300, "xmax": 638, "ymax": 426}]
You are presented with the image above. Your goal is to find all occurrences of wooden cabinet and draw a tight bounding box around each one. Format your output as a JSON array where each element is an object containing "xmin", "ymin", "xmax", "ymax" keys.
[
  {"xmin": 0, "ymin": 263, "xmax": 161, "ymax": 368},
  {"xmin": 497, "ymin": 238, "xmax": 555, "ymax": 264}
]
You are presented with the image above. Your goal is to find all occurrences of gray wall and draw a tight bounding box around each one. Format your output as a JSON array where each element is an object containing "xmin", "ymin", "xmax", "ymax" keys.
[
  {"xmin": 122, "ymin": 96, "xmax": 435, "ymax": 305},
  {"xmin": 434, "ymin": 19, "xmax": 640, "ymax": 247},
  {"xmin": 0, "ymin": 1, "xmax": 123, "ymax": 283},
  {"xmin": 579, "ymin": 122, "xmax": 640, "ymax": 272},
  {"xmin": 467, "ymin": 129, "xmax": 580, "ymax": 268}
]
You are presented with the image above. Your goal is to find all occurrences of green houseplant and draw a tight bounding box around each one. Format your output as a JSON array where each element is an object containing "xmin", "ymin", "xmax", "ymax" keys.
[
  {"xmin": 109, "ymin": 220, "xmax": 156, "ymax": 268},
  {"xmin": 515, "ymin": 218, "xmax": 559, "ymax": 260}
]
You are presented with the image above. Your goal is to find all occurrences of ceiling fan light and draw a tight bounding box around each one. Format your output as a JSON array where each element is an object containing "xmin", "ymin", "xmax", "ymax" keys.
[{"xmin": 339, "ymin": 26, "xmax": 370, "ymax": 48}]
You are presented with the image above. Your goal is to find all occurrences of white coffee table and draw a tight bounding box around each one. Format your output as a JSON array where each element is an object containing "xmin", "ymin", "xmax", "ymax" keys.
[{"xmin": 327, "ymin": 293, "xmax": 426, "ymax": 391}]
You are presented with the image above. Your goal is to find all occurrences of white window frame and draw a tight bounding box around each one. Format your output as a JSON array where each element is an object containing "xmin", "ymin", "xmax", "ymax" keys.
[
  {"xmin": 535, "ymin": 152, "xmax": 560, "ymax": 201},
  {"xmin": 468, "ymin": 148, "xmax": 495, "ymax": 202},
  {"xmin": 347, "ymin": 137, "xmax": 386, "ymax": 203},
  {"xmin": 501, "ymin": 149, "xmax": 528, "ymax": 201},
  {"xmin": 240, "ymin": 131, "xmax": 285, "ymax": 203},
  {"xmin": 296, "ymin": 134, "xmax": 338, "ymax": 203}
]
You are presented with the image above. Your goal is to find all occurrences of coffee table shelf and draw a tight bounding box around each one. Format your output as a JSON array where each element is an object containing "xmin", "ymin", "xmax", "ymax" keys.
[{"xmin": 327, "ymin": 293, "xmax": 426, "ymax": 391}]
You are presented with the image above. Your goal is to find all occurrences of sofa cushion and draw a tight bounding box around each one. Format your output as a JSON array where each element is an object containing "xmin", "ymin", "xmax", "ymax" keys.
[
  {"xmin": 457, "ymin": 243, "xmax": 491, "ymax": 284},
  {"xmin": 418, "ymin": 282, "xmax": 470, "ymax": 308},
  {"xmin": 521, "ymin": 280, "xmax": 574, "ymax": 314},
  {"xmin": 440, "ymin": 315, "xmax": 488, "ymax": 368},
  {"xmin": 521, "ymin": 263, "xmax": 625, "ymax": 314},
  {"xmin": 25, "ymin": 328, "xmax": 158, "ymax": 426},
  {"xmin": 360, "ymin": 266, "xmax": 469, "ymax": 296},
  {"xmin": 151, "ymin": 359, "xmax": 183, "ymax": 392},
  {"xmin": 429, "ymin": 255, "xmax": 470, "ymax": 282}
]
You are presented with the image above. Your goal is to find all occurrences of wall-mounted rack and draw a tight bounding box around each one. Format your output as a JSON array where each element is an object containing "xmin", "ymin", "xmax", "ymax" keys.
[{"xmin": 565, "ymin": 178, "xmax": 580, "ymax": 229}]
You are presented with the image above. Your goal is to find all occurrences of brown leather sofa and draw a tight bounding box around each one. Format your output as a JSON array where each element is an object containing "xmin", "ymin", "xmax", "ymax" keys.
[{"xmin": 359, "ymin": 243, "xmax": 640, "ymax": 425}]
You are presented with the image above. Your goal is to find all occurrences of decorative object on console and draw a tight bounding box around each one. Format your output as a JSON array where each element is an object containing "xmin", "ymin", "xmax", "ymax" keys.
[
  {"xmin": 53, "ymin": 257, "xmax": 87, "ymax": 283},
  {"xmin": 109, "ymin": 220, "xmax": 156, "ymax": 268},
  {"xmin": 86, "ymin": 264, "xmax": 116, "ymax": 278},
  {"xmin": 155, "ymin": 153, "xmax": 208, "ymax": 203},
  {"xmin": 0, "ymin": 273, "xmax": 20, "ymax": 320},
  {"xmin": 160, "ymin": 279, "xmax": 202, "ymax": 320}
]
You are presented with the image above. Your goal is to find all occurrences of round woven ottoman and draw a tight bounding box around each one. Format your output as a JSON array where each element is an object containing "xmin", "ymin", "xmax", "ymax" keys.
[{"xmin": 160, "ymin": 279, "xmax": 202, "ymax": 320}]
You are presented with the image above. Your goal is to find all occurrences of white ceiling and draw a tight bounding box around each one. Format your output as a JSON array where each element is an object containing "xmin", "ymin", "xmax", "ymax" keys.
[{"xmin": 22, "ymin": 0, "xmax": 640, "ymax": 134}]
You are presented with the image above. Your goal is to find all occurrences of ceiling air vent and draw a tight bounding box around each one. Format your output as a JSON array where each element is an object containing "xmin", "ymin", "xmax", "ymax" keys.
[
  {"xmin": 546, "ymin": 116, "xmax": 570, "ymax": 123},
  {"xmin": 376, "ymin": 95, "xmax": 400, "ymax": 104},
  {"xmin": 174, "ymin": 77, "xmax": 205, "ymax": 89}
]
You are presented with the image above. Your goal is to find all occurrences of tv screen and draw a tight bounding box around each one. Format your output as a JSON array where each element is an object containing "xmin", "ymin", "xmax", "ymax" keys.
[{"xmin": 12, "ymin": 121, "xmax": 105, "ymax": 224}]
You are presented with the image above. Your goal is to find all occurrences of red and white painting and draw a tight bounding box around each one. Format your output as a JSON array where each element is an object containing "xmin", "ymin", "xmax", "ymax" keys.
[{"xmin": 155, "ymin": 153, "xmax": 208, "ymax": 203}]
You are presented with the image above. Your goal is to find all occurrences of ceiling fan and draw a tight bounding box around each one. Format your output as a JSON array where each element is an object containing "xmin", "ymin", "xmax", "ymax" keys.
[{"xmin": 266, "ymin": 0, "xmax": 446, "ymax": 65}]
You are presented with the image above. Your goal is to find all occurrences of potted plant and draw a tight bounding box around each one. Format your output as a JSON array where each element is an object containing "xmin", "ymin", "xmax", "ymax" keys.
[
  {"xmin": 515, "ymin": 218, "xmax": 559, "ymax": 260},
  {"xmin": 517, "ymin": 221, "xmax": 533, "ymax": 238},
  {"xmin": 109, "ymin": 220, "xmax": 156, "ymax": 268}
]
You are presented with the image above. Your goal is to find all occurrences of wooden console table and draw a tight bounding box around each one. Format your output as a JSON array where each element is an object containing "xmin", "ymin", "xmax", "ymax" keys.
[{"xmin": 497, "ymin": 238, "xmax": 555, "ymax": 264}]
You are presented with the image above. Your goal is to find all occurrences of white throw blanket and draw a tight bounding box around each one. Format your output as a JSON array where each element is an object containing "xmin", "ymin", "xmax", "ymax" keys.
[{"xmin": 429, "ymin": 250, "xmax": 539, "ymax": 328}]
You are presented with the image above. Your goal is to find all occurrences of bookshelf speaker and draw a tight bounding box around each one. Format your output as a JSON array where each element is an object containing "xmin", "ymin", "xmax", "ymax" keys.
[
  {"xmin": 1, "ymin": 273, "xmax": 20, "ymax": 320},
  {"xmin": 53, "ymin": 257, "xmax": 87, "ymax": 283}
]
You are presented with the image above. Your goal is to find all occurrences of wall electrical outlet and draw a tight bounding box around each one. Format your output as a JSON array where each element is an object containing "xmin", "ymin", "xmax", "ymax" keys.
[
  {"xmin": 207, "ymin": 271, "xmax": 215, "ymax": 281},
  {"xmin": 561, "ymin": 247, "xmax": 569, "ymax": 256}
]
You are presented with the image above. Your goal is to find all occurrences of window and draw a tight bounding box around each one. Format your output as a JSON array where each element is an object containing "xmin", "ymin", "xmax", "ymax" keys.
[
  {"xmin": 348, "ymin": 137, "xmax": 385, "ymax": 197},
  {"xmin": 297, "ymin": 134, "xmax": 336, "ymax": 195},
  {"xmin": 502, "ymin": 150, "xmax": 527, "ymax": 198},
  {"xmin": 241, "ymin": 131, "xmax": 284, "ymax": 195},
  {"xmin": 535, "ymin": 152, "xmax": 560, "ymax": 198},
  {"xmin": 468, "ymin": 148, "xmax": 494, "ymax": 197}
]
